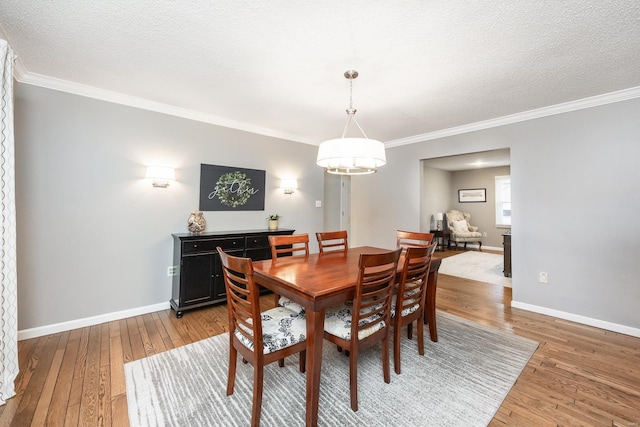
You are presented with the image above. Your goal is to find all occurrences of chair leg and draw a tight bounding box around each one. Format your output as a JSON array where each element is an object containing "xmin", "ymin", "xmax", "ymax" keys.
[
  {"xmin": 251, "ymin": 364, "xmax": 264, "ymax": 427},
  {"xmin": 349, "ymin": 347, "xmax": 359, "ymax": 412},
  {"xmin": 478, "ymin": 241, "xmax": 482, "ymax": 251},
  {"xmin": 394, "ymin": 323, "xmax": 402, "ymax": 375},
  {"xmin": 407, "ymin": 322, "xmax": 413, "ymax": 340},
  {"xmin": 227, "ymin": 345, "xmax": 237, "ymax": 396},
  {"xmin": 417, "ymin": 319, "xmax": 425, "ymax": 356},
  {"xmin": 299, "ymin": 350, "xmax": 306, "ymax": 373},
  {"xmin": 273, "ymin": 293, "xmax": 280, "ymax": 307},
  {"xmin": 278, "ymin": 359, "xmax": 284, "ymax": 367},
  {"xmin": 382, "ymin": 334, "xmax": 391, "ymax": 384}
]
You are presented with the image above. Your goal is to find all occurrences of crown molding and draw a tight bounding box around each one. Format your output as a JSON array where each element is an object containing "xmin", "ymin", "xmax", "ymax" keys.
[
  {"xmin": 14, "ymin": 71, "xmax": 640, "ymax": 149},
  {"xmin": 386, "ymin": 85, "xmax": 640, "ymax": 148},
  {"xmin": 15, "ymin": 71, "xmax": 316, "ymax": 145}
]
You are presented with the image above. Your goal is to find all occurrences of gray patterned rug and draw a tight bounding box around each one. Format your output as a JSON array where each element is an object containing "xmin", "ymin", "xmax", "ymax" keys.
[{"xmin": 125, "ymin": 311, "xmax": 537, "ymax": 426}]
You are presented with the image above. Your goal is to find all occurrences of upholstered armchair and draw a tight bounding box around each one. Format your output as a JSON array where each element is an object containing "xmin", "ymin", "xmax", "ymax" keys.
[{"xmin": 444, "ymin": 209, "xmax": 482, "ymax": 250}]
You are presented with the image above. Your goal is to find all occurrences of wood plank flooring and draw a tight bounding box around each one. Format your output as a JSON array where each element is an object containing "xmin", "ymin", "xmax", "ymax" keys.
[{"xmin": 2, "ymin": 249, "xmax": 639, "ymax": 426}]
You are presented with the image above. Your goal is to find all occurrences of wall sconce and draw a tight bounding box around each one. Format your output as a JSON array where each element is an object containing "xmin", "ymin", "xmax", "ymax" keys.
[
  {"xmin": 280, "ymin": 178, "xmax": 298, "ymax": 194},
  {"xmin": 146, "ymin": 166, "xmax": 175, "ymax": 188},
  {"xmin": 435, "ymin": 212, "xmax": 444, "ymax": 230}
]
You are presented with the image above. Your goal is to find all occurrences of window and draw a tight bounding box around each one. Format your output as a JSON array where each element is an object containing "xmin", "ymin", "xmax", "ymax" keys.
[{"xmin": 495, "ymin": 175, "xmax": 511, "ymax": 227}]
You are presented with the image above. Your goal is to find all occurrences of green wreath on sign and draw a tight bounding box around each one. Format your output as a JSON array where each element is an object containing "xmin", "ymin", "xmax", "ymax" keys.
[{"xmin": 214, "ymin": 171, "xmax": 253, "ymax": 207}]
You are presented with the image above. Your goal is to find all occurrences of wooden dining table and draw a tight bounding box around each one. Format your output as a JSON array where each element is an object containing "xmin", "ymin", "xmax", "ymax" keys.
[{"xmin": 252, "ymin": 246, "xmax": 442, "ymax": 427}]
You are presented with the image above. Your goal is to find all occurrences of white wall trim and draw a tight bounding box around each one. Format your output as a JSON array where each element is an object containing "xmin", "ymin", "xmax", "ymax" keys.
[
  {"xmin": 15, "ymin": 72, "xmax": 315, "ymax": 146},
  {"xmin": 14, "ymin": 70, "xmax": 640, "ymax": 151},
  {"xmin": 511, "ymin": 300, "xmax": 640, "ymax": 339},
  {"xmin": 386, "ymin": 86, "xmax": 640, "ymax": 148},
  {"xmin": 18, "ymin": 301, "xmax": 171, "ymax": 341}
]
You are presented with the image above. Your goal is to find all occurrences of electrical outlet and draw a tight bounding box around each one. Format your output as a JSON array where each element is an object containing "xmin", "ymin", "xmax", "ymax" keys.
[
  {"xmin": 539, "ymin": 272, "xmax": 548, "ymax": 283},
  {"xmin": 167, "ymin": 266, "xmax": 177, "ymax": 277},
  {"xmin": 483, "ymin": 232, "xmax": 487, "ymax": 237}
]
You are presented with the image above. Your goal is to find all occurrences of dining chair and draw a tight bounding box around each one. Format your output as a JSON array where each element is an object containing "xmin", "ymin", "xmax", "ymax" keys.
[
  {"xmin": 218, "ymin": 247, "xmax": 307, "ymax": 427},
  {"xmin": 323, "ymin": 248, "xmax": 402, "ymax": 412},
  {"xmin": 316, "ymin": 230, "xmax": 349, "ymax": 253},
  {"xmin": 268, "ymin": 233, "xmax": 310, "ymax": 314},
  {"xmin": 268, "ymin": 233, "xmax": 310, "ymax": 259},
  {"xmin": 391, "ymin": 241, "xmax": 437, "ymax": 374},
  {"xmin": 396, "ymin": 230, "xmax": 434, "ymax": 250}
]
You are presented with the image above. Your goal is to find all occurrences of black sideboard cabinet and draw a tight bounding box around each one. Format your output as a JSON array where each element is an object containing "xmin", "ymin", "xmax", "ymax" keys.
[{"xmin": 171, "ymin": 228, "xmax": 295, "ymax": 317}]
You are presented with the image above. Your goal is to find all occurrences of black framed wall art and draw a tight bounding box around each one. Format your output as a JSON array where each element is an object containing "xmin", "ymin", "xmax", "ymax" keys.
[
  {"xmin": 199, "ymin": 164, "xmax": 266, "ymax": 211},
  {"xmin": 458, "ymin": 188, "xmax": 486, "ymax": 203}
]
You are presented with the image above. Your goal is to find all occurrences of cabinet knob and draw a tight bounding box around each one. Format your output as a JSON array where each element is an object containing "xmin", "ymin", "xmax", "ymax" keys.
[
  {"xmin": 233, "ymin": 241, "xmax": 237, "ymax": 245},
  {"xmin": 193, "ymin": 244, "xmax": 198, "ymax": 248}
]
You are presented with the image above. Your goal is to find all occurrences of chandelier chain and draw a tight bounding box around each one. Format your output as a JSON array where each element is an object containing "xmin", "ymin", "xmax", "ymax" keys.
[{"xmin": 341, "ymin": 70, "xmax": 368, "ymax": 139}]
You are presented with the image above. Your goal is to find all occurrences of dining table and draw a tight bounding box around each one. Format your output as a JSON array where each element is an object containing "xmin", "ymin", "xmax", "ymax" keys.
[{"xmin": 252, "ymin": 246, "xmax": 442, "ymax": 427}]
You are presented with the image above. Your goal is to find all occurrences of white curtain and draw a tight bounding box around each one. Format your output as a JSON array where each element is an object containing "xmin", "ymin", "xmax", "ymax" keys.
[{"xmin": 0, "ymin": 39, "xmax": 18, "ymax": 405}]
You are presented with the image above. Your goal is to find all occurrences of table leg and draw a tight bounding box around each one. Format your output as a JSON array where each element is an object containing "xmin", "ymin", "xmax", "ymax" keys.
[
  {"xmin": 305, "ymin": 308, "xmax": 325, "ymax": 427},
  {"xmin": 424, "ymin": 270, "xmax": 439, "ymax": 342}
]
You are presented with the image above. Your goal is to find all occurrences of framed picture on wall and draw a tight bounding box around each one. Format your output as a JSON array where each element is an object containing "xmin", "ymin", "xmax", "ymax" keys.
[
  {"xmin": 199, "ymin": 164, "xmax": 266, "ymax": 211},
  {"xmin": 458, "ymin": 188, "xmax": 486, "ymax": 203}
]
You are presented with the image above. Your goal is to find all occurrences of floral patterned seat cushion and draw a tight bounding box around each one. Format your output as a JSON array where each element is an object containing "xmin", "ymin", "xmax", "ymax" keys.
[
  {"xmin": 278, "ymin": 296, "xmax": 305, "ymax": 315},
  {"xmin": 390, "ymin": 279, "xmax": 423, "ymax": 318},
  {"xmin": 390, "ymin": 293, "xmax": 421, "ymax": 318},
  {"xmin": 324, "ymin": 302, "xmax": 386, "ymax": 340},
  {"xmin": 235, "ymin": 306, "xmax": 306, "ymax": 354}
]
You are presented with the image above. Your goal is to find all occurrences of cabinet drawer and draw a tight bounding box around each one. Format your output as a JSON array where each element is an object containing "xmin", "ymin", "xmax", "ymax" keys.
[
  {"xmin": 182, "ymin": 237, "xmax": 244, "ymax": 255},
  {"xmin": 245, "ymin": 235, "xmax": 269, "ymax": 249}
]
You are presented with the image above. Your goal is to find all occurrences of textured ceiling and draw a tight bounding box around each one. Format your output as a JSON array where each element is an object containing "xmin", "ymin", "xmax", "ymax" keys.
[{"xmin": 1, "ymin": 1, "xmax": 639, "ymax": 146}]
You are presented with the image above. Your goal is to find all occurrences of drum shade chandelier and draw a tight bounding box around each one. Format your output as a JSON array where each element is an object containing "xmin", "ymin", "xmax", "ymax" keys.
[{"xmin": 316, "ymin": 70, "xmax": 386, "ymax": 175}]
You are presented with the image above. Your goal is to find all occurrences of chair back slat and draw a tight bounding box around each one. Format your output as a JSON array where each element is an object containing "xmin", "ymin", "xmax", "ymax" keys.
[
  {"xmin": 269, "ymin": 234, "xmax": 310, "ymax": 259},
  {"xmin": 396, "ymin": 242, "xmax": 437, "ymax": 316},
  {"xmin": 217, "ymin": 247, "xmax": 262, "ymax": 347},
  {"xmin": 352, "ymin": 249, "xmax": 402, "ymax": 338},
  {"xmin": 316, "ymin": 230, "xmax": 349, "ymax": 253},
  {"xmin": 396, "ymin": 230, "xmax": 434, "ymax": 250}
]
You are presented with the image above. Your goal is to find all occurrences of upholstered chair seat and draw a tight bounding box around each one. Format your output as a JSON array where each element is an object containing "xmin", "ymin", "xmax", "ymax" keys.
[
  {"xmin": 235, "ymin": 306, "xmax": 307, "ymax": 354},
  {"xmin": 278, "ymin": 297, "xmax": 306, "ymax": 316},
  {"xmin": 324, "ymin": 303, "xmax": 386, "ymax": 340}
]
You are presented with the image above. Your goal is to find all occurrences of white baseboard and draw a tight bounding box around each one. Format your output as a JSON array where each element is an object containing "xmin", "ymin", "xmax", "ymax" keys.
[
  {"xmin": 18, "ymin": 301, "xmax": 171, "ymax": 341},
  {"xmin": 511, "ymin": 300, "xmax": 640, "ymax": 338}
]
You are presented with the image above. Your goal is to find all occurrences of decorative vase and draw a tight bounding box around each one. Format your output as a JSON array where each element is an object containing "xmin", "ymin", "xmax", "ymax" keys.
[
  {"xmin": 187, "ymin": 210, "xmax": 206, "ymax": 233},
  {"xmin": 268, "ymin": 219, "xmax": 278, "ymax": 230}
]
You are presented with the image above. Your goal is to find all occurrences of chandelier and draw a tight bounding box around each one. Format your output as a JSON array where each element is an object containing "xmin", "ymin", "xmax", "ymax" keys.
[{"xmin": 316, "ymin": 70, "xmax": 386, "ymax": 175}]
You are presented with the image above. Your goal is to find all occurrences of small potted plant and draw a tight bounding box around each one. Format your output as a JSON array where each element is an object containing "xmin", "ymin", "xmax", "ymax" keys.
[{"xmin": 267, "ymin": 214, "xmax": 281, "ymax": 230}]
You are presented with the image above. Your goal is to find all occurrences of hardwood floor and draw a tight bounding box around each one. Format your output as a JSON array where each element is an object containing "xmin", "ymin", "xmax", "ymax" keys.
[{"xmin": 2, "ymin": 249, "xmax": 639, "ymax": 426}]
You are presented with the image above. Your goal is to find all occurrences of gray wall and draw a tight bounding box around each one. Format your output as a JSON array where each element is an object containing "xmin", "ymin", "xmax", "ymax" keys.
[
  {"xmin": 351, "ymin": 97, "xmax": 640, "ymax": 330},
  {"xmin": 420, "ymin": 166, "xmax": 451, "ymax": 232},
  {"xmin": 14, "ymin": 83, "xmax": 324, "ymax": 331}
]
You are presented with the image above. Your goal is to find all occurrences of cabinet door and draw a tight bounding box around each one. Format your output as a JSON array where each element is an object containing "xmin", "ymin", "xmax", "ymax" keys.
[
  {"xmin": 212, "ymin": 249, "xmax": 245, "ymax": 300},
  {"xmin": 181, "ymin": 254, "xmax": 215, "ymax": 305}
]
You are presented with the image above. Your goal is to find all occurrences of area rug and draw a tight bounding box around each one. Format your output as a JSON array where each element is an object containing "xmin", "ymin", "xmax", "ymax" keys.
[
  {"xmin": 439, "ymin": 251, "xmax": 512, "ymax": 287},
  {"xmin": 125, "ymin": 311, "xmax": 537, "ymax": 426}
]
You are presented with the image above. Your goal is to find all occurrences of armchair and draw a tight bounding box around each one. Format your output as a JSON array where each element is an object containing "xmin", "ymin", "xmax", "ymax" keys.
[{"xmin": 444, "ymin": 209, "xmax": 482, "ymax": 250}]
